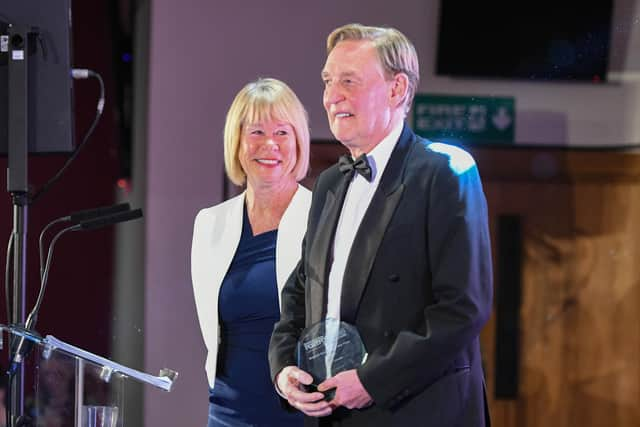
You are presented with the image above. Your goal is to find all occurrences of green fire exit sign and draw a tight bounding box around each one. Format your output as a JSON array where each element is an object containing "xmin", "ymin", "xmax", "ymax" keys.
[{"xmin": 413, "ymin": 94, "xmax": 515, "ymax": 144}]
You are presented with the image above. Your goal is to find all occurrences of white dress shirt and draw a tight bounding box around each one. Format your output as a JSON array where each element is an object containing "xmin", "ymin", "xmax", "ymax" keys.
[{"xmin": 325, "ymin": 122, "xmax": 404, "ymax": 321}]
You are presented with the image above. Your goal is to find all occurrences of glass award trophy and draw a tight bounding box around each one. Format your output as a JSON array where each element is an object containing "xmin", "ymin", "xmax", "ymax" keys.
[{"xmin": 295, "ymin": 318, "xmax": 367, "ymax": 398}]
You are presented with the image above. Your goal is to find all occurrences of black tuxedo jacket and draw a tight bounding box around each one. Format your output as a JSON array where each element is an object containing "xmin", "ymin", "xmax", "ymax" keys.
[{"xmin": 269, "ymin": 124, "xmax": 493, "ymax": 426}]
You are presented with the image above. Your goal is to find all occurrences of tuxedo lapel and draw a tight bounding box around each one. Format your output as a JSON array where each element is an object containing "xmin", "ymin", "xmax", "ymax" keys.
[
  {"xmin": 340, "ymin": 125, "xmax": 415, "ymax": 323},
  {"xmin": 307, "ymin": 172, "xmax": 351, "ymax": 324}
]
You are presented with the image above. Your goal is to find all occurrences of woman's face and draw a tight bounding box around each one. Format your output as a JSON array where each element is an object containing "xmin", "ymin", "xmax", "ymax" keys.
[{"xmin": 238, "ymin": 119, "xmax": 298, "ymax": 188}]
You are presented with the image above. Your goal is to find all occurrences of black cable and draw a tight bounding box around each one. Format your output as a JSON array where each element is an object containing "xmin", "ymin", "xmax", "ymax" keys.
[
  {"xmin": 38, "ymin": 218, "xmax": 66, "ymax": 282},
  {"xmin": 31, "ymin": 207, "xmax": 140, "ymax": 334},
  {"xmin": 27, "ymin": 225, "xmax": 76, "ymax": 332},
  {"xmin": 29, "ymin": 70, "xmax": 105, "ymax": 205},
  {"xmin": 5, "ymin": 233, "xmax": 14, "ymax": 325}
]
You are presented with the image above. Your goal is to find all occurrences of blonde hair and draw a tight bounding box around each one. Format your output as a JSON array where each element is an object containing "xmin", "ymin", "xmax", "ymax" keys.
[
  {"xmin": 223, "ymin": 78, "xmax": 310, "ymax": 186},
  {"xmin": 327, "ymin": 23, "xmax": 419, "ymax": 114}
]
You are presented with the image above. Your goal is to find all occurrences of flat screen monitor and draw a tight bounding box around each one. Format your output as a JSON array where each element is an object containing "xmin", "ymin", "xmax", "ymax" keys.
[
  {"xmin": 436, "ymin": 1, "xmax": 614, "ymax": 83},
  {"xmin": 0, "ymin": 0, "xmax": 74, "ymax": 154}
]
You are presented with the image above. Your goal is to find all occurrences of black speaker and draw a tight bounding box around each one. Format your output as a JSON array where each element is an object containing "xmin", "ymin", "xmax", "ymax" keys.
[
  {"xmin": 0, "ymin": 0, "xmax": 75, "ymax": 154},
  {"xmin": 494, "ymin": 215, "xmax": 522, "ymax": 399}
]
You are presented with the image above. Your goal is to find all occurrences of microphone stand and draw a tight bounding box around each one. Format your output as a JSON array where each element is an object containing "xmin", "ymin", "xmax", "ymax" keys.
[
  {"xmin": 3, "ymin": 19, "xmax": 106, "ymax": 427},
  {"xmin": 3, "ymin": 17, "xmax": 106, "ymax": 426},
  {"xmin": 10, "ymin": 207, "xmax": 142, "ymax": 369},
  {"xmin": 6, "ymin": 23, "xmax": 33, "ymax": 427},
  {"xmin": 6, "ymin": 207, "xmax": 142, "ymax": 427}
]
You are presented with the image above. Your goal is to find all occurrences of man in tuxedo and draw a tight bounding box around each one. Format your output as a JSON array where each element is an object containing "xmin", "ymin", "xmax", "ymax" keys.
[{"xmin": 269, "ymin": 23, "xmax": 493, "ymax": 426}]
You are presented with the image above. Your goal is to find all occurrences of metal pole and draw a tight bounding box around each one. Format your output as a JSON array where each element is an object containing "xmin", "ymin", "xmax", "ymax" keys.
[
  {"xmin": 7, "ymin": 23, "xmax": 30, "ymax": 426},
  {"xmin": 74, "ymin": 358, "xmax": 85, "ymax": 427},
  {"xmin": 9, "ymin": 199, "xmax": 27, "ymax": 426}
]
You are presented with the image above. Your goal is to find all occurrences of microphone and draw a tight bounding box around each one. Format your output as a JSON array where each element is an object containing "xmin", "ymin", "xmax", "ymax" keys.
[
  {"xmin": 73, "ymin": 208, "xmax": 143, "ymax": 231},
  {"xmin": 69, "ymin": 202, "xmax": 131, "ymax": 223},
  {"xmin": 10, "ymin": 207, "xmax": 143, "ymax": 377},
  {"xmin": 39, "ymin": 203, "xmax": 130, "ymax": 279}
]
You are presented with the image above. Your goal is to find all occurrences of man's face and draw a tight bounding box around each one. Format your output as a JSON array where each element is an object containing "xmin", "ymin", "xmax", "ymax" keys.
[{"xmin": 322, "ymin": 40, "xmax": 397, "ymax": 155}]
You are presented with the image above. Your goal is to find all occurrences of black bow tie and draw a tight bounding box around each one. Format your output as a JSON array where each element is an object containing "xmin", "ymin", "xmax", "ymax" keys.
[{"xmin": 338, "ymin": 154, "xmax": 373, "ymax": 182}]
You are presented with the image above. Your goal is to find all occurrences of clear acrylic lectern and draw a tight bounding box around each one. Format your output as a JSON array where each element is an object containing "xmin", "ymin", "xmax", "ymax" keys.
[{"xmin": 0, "ymin": 324, "xmax": 177, "ymax": 427}]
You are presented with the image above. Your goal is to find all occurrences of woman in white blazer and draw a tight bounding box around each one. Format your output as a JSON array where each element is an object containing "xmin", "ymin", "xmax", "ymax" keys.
[{"xmin": 191, "ymin": 78, "xmax": 310, "ymax": 427}]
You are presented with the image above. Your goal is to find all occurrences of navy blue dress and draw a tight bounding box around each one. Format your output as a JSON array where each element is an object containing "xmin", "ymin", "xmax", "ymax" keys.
[{"xmin": 208, "ymin": 206, "xmax": 303, "ymax": 427}]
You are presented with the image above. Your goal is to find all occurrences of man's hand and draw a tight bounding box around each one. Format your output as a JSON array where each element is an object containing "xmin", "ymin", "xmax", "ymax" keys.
[
  {"xmin": 276, "ymin": 366, "xmax": 334, "ymax": 417},
  {"xmin": 318, "ymin": 369, "xmax": 373, "ymax": 409}
]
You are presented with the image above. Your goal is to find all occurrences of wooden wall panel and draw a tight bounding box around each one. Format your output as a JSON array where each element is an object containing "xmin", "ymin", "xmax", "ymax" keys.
[{"xmin": 476, "ymin": 148, "xmax": 640, "ymax": 427}]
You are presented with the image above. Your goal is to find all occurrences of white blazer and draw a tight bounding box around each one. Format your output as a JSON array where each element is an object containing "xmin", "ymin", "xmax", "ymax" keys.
[{"xmin": 191, "ymin": 185, "xmax": 311, "ymax": 388}]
